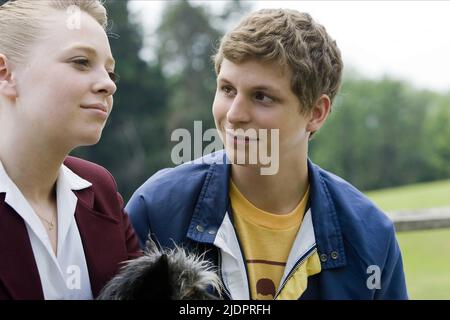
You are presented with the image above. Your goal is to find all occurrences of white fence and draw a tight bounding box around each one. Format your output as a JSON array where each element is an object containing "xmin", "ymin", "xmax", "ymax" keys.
[{"xmin": 387, "ymin": 207, "xmax": 450, "ymax": 232}]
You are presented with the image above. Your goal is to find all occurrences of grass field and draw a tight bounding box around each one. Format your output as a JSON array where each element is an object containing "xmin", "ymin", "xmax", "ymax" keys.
[
  {"xmin": 365, "ymin": 180, "xmax": 450, "ymax": 300},
  {"xmin": 365, "ymin": 179, "xmax": 450, "ymax": 211}
]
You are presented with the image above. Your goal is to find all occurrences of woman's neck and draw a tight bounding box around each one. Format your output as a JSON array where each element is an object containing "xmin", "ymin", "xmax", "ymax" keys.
[{"xmin": 0, "ymin": 130, "xmax": 66, "ymax": 203}]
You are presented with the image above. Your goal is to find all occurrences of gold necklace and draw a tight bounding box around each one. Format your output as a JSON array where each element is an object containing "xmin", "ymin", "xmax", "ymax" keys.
[{"xmin": 36, "ymin": 213, "xmax": 55, "ymax": 230}]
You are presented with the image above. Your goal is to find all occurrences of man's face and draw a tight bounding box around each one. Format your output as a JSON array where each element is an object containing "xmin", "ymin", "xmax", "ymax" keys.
[{"xmin": 212, "ymin": 58, "xmax": 311, "ymax": 168}]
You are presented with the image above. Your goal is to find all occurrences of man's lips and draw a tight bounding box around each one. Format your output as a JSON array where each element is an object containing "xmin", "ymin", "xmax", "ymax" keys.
[
  {"xmin": 233, "ymin": 136, "xmax": 258, "ymax": 142},
  {"xmin": 225, "ymin": 130, "xmax": 259, "ymax": 143}
]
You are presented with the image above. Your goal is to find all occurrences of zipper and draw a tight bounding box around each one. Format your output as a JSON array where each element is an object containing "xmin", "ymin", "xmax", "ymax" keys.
[
  {"xmin": 215, "ymin": 209, "xmax": 252, "ymax": 300},
  {"xmin": 228, "ymin": 209, "xmax": 252, "ymax": 300},
  {"xmin": 234, "ymin": 227, "xmax": 252, "ymax": 299},
  {"xmin": 217, "ymin": 249, "xmax": 232, "ymax": 299},
  {"xmin": 273, "ymin": 246, "xmax": 317, "ymax": 300}
]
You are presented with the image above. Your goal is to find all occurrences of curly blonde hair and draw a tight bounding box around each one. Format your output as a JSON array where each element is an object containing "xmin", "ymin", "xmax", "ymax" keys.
[{"xmin": 214, "ymin": 8, "xmax": 343, "ymax": 113}]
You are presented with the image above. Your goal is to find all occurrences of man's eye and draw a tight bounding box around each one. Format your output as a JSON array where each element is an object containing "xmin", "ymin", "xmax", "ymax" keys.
[
  {"xmin": 255, "ymin": 92, "xmax": 274, "ymax": 104},
  {"xmin": 221, "ymin": 86, "xmax": 234, "ymax": 96}
]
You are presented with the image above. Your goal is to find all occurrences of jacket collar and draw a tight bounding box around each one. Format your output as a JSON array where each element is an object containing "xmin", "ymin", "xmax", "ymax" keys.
[
  {"xmin": 307, "ymin": 159, "xmax": 347, "ymax": 269},
  {"xmin": 187, "ymin": 151, "xmax": 346, "ymax": 270},
  {"xmin": 72, "ymin": 187, "xmax": 120, "ymax": 298},
  {"xmin": 0, "ymin": 161, "xmax": 118, "ymax": 299},
  {"xmin": 187, "ymin": 151, "xmax": 231, "ymax": 244},
  {"xmin": 0, "ymin": 194, "xmax": 44, "ymax": 299}
]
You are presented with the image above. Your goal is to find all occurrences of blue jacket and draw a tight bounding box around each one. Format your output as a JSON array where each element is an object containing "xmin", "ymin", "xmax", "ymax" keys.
[{"xmin": 126, "ymin": 151, "xmax": 408, "ymax": 300}]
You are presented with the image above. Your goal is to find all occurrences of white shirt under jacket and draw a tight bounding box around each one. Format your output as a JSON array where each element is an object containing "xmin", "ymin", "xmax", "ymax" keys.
[{"xmin": 0, "ymin": 160, "xmax": 93, "ymax": 300}]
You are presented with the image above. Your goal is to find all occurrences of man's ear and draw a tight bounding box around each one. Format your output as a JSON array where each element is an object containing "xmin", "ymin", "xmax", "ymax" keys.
[
  {"xmin": 306, "ymin": 94, "xmax": 331, "ymax": 134},
  {"xmin": 0, "ymin": 54, "xmax": 18, "ymax": 99}
]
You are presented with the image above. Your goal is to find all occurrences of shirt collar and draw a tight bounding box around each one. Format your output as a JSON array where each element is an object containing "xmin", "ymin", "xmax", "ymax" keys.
[
  {"xmin": 59, "ymin": 164, "xmax": 92, "ymax": 191},
  {"xmin": 0, "ymin": 160, "xmax": 12, "ymax": 194},
  {"xmin": 0, "ymin": 159, "xmax": 93, "ymax": 260},
  {"xmin": 0, "ymin": 159, "xmax": 92, "ymax": 195},
  {"xmin": 185, "ymin": 151, "xmax": 347, "ymax": 270},
  {"xmin": 0, "ymin": 161, "xmax": 9, "ymax": 193}
]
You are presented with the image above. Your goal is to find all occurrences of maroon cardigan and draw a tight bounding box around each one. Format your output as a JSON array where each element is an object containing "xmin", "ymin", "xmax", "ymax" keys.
[{"xmin": 0, "ymin": 156, "xmax": 143, "ymax": 299}]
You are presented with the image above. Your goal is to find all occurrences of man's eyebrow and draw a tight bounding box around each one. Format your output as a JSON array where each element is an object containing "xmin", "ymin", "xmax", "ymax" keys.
[
  {"xmin": 217, "ymin": 76, "xmax": 232, "ymax": 84},
  {"xmin": 252, "ymin": 85, "xmax": 283, "ymax": 96},
  {"xmin": 64, "ymin": 44, "xmax": 115, "ymax": 68},
  {"xmin": 218, "ymin": 77, "xmax": 283, "ymax": 95}
]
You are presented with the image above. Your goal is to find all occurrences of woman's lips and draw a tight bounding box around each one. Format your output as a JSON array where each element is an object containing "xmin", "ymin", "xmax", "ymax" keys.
[
  {"xmin": 81, "ymin": 103, "xmax": 109, "ymax": 118},
  {"xmin": 81, "ymin": 103, "xmax": 108, "ymax": 113}
]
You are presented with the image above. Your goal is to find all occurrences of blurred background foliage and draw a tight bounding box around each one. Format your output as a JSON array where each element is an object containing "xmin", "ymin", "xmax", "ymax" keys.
[{"xmin": 71, "ymin": 0, "xmax": 449, "ymax": 203}]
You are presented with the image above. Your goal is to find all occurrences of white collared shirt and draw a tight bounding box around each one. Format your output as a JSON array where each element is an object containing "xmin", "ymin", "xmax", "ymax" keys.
[{"xmin": 0, "ymin": 160, "xmax": 94, "ymax": 300}]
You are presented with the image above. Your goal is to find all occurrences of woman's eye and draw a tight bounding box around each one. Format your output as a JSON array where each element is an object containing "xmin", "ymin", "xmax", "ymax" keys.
[{"xmin": 72, "ymin": 58, "xmax": 90, "ymax": 68}]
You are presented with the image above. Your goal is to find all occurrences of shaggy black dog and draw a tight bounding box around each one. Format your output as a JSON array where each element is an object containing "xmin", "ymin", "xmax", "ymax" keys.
[{"xmin": 97, "ymin": 237, "xmax": 222, "ymax": 300}]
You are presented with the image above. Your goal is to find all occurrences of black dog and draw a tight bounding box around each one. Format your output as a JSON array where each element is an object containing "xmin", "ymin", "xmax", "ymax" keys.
[{"xmin": 97, "ymin": 237, "xmax": 222, "ymax": 300}]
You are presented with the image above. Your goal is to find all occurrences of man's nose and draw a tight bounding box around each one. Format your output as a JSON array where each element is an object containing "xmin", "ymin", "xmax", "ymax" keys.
[{"xmin": 226, "ymin": 94, "xmax": 251, "ymax": 124}]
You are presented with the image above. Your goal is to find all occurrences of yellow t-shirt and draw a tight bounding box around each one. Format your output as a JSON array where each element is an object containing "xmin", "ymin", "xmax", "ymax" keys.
[{"xmin": 230, "ymin": 180, "xmax": 310, "ymax": 300}]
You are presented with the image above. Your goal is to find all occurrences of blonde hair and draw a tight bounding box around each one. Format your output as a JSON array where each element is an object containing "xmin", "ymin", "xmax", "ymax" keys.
[
  {"xmin": 214, "ymin": 9, "xmax": 343, "ymax": 113},
  {"xmin": 0, "ymin": 0, "xmax": 107, "ymax": 65}
]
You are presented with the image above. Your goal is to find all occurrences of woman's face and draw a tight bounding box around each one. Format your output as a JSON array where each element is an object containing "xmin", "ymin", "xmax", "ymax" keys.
[{"xmin": 13, "ymin": 10, "xmax": 117, "ymax": 150}]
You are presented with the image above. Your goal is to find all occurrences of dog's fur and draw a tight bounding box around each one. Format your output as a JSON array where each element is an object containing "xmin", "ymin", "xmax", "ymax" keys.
[{"xmin": 97, "ymin": 237, "xmax": 222, "ymax": 300}]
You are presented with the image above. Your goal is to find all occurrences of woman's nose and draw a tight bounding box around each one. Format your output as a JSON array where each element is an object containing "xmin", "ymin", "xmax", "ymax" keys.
[{"xmin": 93, "ymin": 71, "xmax": 117, "ymax": 96}]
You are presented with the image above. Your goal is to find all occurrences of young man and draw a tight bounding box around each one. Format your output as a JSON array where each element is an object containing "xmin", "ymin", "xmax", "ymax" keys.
[{"xmin": 126, "ymin": 9, "xmax": 408, "ymax": 300}]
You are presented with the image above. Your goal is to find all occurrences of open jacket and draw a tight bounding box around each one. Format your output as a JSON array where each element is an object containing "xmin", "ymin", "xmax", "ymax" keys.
[
  {"xmin": 127, "ymin": 151, "xmax": 408, "ymax": 300},
  {"xmin": 0, "ymin": 156, "xmax": 142, "ymax": 300}
]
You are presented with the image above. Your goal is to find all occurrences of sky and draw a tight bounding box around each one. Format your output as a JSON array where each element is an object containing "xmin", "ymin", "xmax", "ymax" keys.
[{"xmin": 128, "ymin": 1, "xmax": 450, "ymax": 93}]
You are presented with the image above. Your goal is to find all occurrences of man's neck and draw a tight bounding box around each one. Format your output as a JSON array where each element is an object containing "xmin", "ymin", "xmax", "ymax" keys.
[{"xmin": 230, "ymin": 155, "xmax": 309, "ymax": 215}]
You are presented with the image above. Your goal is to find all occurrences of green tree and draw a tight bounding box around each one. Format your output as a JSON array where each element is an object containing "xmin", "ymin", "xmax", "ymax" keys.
[
  {"xmin": 157, "ymin": 0, "xmax": 221, "ymax": 132},
  {"xmin": 310, "ymin": 76, "xmax": 446, "ymax": 191},
  {"xmin": 424, "ymin": 94, "xmax": 450, "ymax": 179},
  {"xmin": 156, "ymin": 0, "xmax": 251, "ymax": 159}
]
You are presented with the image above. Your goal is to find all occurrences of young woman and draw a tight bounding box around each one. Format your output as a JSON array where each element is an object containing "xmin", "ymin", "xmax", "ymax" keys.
[{"xmin": 0, "ymin": 0, "xmax": 141, "ymax": 299}]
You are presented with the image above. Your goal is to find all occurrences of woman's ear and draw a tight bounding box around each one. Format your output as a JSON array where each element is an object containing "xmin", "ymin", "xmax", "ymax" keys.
[
  {"xmin": 306, "ymin": 94, "xmax": 331, "ymax": 134},
  {"xmin": 0, "ymin": 54, "xmax": 18, "ymax": 99}
]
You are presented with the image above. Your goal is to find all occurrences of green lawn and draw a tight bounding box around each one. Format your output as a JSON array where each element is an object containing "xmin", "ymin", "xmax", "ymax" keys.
[
  {"xmin": 365, "ymin": 179, "xmax": 450, "ymax": 211},
  {"xmin": 396, "ymin": 228, "xmax": 450, "ymax": 299},
  {"xmin": 365, "ymin": 180, "xmax": 450, "ymax": 300}
]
